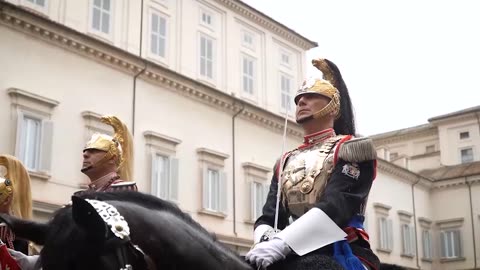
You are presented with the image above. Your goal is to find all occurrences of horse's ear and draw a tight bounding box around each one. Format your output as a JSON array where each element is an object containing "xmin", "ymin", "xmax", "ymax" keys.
[
  {"xmin": 71, "ymin": 196, "xmax": 108, "ymax": 241},
  {"xmin": 0, "ymin": 213, "xmax": 48, "ymax": 245}
]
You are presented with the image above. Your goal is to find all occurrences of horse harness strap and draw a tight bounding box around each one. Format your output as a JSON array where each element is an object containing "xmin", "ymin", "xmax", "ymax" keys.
[{"xmin": 85, "ymin": 199, "xmax": 156, "ymax": 270}]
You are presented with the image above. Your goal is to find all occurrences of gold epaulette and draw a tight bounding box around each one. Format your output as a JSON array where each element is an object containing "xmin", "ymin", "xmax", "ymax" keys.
[{"xmin": 338, "ymin": 137, "xmax": 377, "ymax": 163}]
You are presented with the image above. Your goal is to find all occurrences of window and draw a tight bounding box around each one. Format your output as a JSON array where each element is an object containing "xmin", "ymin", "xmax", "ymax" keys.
[
  {"xmin": 461, "ymin": 148, "xmax": 474, "ymax": 164},
  {"xmin": 152, "ymin": 154, "xmax": 178, "ymax": 202},
  {"xmin": 200, "ymin": 9, "xmax": 213, "ymax": 27},
  {"xmin": 26, "ymin": 0, "xmax": 46, "ymax": 7},
  {"xmin": 422, "ymin": 230, "xmax": 433, "ymax": 260},
  {"xmin": 150, "ymin": 12, "xmax": 167, "ymax": 58},
  {"xmin": 9, "ymin": 89, "xmax": 57, "ymax": 176},
  {"xmin": 251, "ymin": 181, "xmax": 268, "ymax": 221},
  {"xmin": 243, "ymin": 162, "xmax": 271, "ymax": 222},
  {"xmin": 441, "ymin": 230, "xmax": 462, "ymax": 259},
  {"xmin": 425, "ymin": 145, "xmax": 435, "ymax": 153},
  {"xmin": 202, "ymin": 12, "xmax": 212, "ymax": 25},
  {"xmin": 203, "ymin": 168, "xmax": 226, "ymax": 213},
  {"xmin": 242, "ymin": 55, "xmax": 255, "ymax": 95},
  {"xmin": 379, "ymin": 217, "xmax": 393, "ymax": 251},
  {"xmin": 199, "ymin": 34, "xmax": 214, "ymax": 79},
  {"xmin": 460, "ymin": 131, "xmax": 470, "ymax": 140},
  {"xmin": 280, "ymin": 74, "xmax": 292, "ymax": 112},
  {"xmin": 19, "ymin": 116, "xmax": 41, "ymax": 170},
  {"xmin": 91, "ymin": 0, "xmax": 112, "ymax": 35},
  {"xmin": 16, "ymin": 112, "xmax": 54, "ymax": 173},
  {"xmin": 197, "ymin": 148, "xmax": 229, "ymax": 215},
  {"xmin": 401, "ymin": 224, "xmax": 415, "ymax": 256},
  {"xmin": 21, "ymin": 0, "xmax": 48, "ymax": 13},
  {"xmin": 242, "ymin": 31, "xmax": 254, "ymax": 49},
  {"xmin": 144, "ymin": 130, "xmax": 182, "ymax": 202},
  {"xmin": 280, "ymin": 52, "xmax": 290, "ymax": 67}
]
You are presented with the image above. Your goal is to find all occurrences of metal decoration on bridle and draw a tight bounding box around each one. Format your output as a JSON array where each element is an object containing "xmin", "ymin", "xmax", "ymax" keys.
[{"xmin": 84, "ymin": 199, "xmax": 153, "ymax": 270}]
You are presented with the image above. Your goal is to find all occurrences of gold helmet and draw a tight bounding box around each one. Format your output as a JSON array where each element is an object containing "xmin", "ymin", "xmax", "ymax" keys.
[
  {"xmin": 82, "ymin": 115, "xmax": 133, "ymax": 181},
  {"xmin": 294, "ymin": 59, "xmax": 341, "ymax": 120},
  {"xmin": 0, "ymin": 155, "xmax": 32, "ymax": 219}
]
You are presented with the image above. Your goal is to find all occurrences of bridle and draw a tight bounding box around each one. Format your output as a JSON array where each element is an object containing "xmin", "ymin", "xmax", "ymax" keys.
[{"xmin": 85, "ymin": 199, "xmax": 156, "ymax": 270}]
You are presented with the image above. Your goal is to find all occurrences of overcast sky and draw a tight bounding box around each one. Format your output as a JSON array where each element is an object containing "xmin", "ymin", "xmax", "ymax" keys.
[{"xmin": 241, "ymin": 0, "xmax": 479, "ymax": 136}]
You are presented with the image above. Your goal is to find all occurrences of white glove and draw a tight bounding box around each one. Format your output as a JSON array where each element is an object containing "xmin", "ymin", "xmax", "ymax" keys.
[
  {"xmin": 7, "ymin": 248, "xmax": 41, "ymax": 270},
  {"xmin": 245, "ymin": 238, "xmax": 291, "ymax": 269}
]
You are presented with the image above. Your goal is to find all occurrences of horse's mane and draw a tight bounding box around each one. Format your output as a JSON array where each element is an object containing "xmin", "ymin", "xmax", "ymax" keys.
[{"xmin": 76, "ymin": 191, "xmax": 216, "ymax": 239}]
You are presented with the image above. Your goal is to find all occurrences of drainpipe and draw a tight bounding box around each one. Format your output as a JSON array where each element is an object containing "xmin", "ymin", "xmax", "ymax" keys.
[
  {"xmin": 232, "ymin": 99, "xmax": 245, "ymax": 237},
  {"xmin": 465, "ymin": 177, "xmax": 477, "ymax": 269},
  {"xmin": 412, "ymin": 177, "xmax": 421, "ymax": 269},
  {"xmin": 132, "ymin": 0, "xmax": 147, "ymax": 136}
]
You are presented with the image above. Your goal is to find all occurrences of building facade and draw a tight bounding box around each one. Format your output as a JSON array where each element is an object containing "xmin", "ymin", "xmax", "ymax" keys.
[
  {"xmin": 1, "ymin": 1, "xmax": 480, "ymax": 269},
  {"xmin": 368, "ymin": 106, "xmax": 480, "ymax": 270},
  {"xmin": 0, "ymin": 0, "xmax": 317, "ymax": 254}
]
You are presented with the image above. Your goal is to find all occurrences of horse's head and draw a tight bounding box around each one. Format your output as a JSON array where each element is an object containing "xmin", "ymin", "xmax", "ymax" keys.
[{"xmin": 0, "ymin": 196, "xmax": 151, "ymax": 270}]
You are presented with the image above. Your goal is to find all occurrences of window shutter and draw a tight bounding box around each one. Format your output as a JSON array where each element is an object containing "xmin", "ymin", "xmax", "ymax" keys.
[
  {"xmin": 262, "ymin": 183, "xmax": 270, "ymax": 204},
  {"xmin": 15, "ymin": 110, "xmax": 25, "ymax": 158},
  {"xmin": 440, "ymin": 231, "xmax": 446, "ymax": 258},
  {"xmin": 39, "ymin": 120, "xmax": 54, "ymax": 173},
  {"xmin": 411, "ymin": 226, "xmax": 416, "ymax": 255},
  {"xmin": 454, "ymin": 230, "xmax": 462, "ymax": 257},
  {"xmin": 219, "ymin": 171, "xmax": 227, "ymax": 214},
  {"xmin": 387, "ymin": 219, "xmax": 393, "ymax": 250},
  {"xmin": 250, "ymin": 181, "xmax": 255, "ymax": 221},
  {"xmin": 151, "ymin": 153, "xmax": 158, "ymax": 196},
  {"xmin": 169, "ymin": 157, "xmax": 179, "ymax": 202},
  {"xmin": 202, "ymin": 166, "xmax": 209, "ymax": 209}
]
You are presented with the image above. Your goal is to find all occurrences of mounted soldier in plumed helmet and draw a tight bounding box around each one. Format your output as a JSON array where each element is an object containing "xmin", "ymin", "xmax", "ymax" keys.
[
  {"xmin": 246, "ymin": 59, "xmax": 381, "ymax": 270},
  {"xmin": 78, "ymin": 115, "xmax": 137, "ymax": 193}
]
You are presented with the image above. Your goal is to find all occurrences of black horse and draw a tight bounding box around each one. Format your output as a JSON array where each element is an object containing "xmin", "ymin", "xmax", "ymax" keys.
[{"xmin": 0, "ymin": 191, "xmax": 403, "ymax": 270}]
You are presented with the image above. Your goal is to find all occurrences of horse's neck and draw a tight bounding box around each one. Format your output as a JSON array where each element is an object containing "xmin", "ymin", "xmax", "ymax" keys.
[{"xmin": 114, "ymin": 202, "xmax": 251, "ymax": 270}]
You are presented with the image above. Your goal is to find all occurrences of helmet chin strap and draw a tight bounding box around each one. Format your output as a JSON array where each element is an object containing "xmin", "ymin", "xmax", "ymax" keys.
[
  {"xmin": 296, "ymin": 114, "xmax": 313, "ymax": 124},
  {"xmin": 295, "ymin": 92, "xmax": 340, "ymax": 124},
  {"xmin": 81, "ymin": 152, "xmax": 115, "ymax": 174}
]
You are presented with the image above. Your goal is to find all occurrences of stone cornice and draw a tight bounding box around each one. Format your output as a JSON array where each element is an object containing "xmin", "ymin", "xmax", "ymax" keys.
[
  {"xmin": 373, "ymin": 127, "xmax": 438, "ymax": 146},
  {"xmin": 7, "ymin": 88, "xmax": 60, "ymax": 108},
  {"xmin": 429, "ymin": 113, "xmax": 478, "ymax": 126},
  {"xmin": 197, "ymin": 147, "xmax": 230, "ymax": 160},
  {"xmin": 377, "ymin": 159, "xmax": 433, "ymax": 189},
  {"xmin": 432, "ymin": 176, "xmax": 480, "ymax": 190},
  {"xmin": 215, "ymin": 233, "xmax": 253, "ymax": 248},
  {"xmin": 213, "ymin": 0, "xmax": 318, "ymax": 50},
  {"xmin": 0, "ymin": 2, "xmax": 304, "ymax": 140},
  {"xmin": 242, "ymin": 162, "xmax": 271, "ymax": 174}
]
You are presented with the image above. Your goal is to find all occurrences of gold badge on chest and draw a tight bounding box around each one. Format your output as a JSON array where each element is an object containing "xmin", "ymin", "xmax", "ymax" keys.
[
  {"xmin": 282, "ymin": 146, "xmax": 326, "ymax": 195},
  {"xmin": 281, "ymin": 135, "xmax": 346, "ymax": 217}
]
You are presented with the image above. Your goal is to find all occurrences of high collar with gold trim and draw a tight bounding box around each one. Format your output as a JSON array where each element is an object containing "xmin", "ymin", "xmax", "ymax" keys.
[
  {"xmin": 88, "ymin": 171, "xmax": 120, "ymax": 191},
  {"xmin": 300, "ymin": 128, "xmax": 336, "ymax": 148}
]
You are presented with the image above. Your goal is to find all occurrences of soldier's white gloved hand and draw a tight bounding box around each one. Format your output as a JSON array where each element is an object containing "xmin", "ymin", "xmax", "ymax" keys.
[
  {"xmin": 7, "ymin": 248, "xmax": 41, "ymax": 270},
  {"xmin": 245, "ymin": 238, "xmax": 291, "ymax": 269}
]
